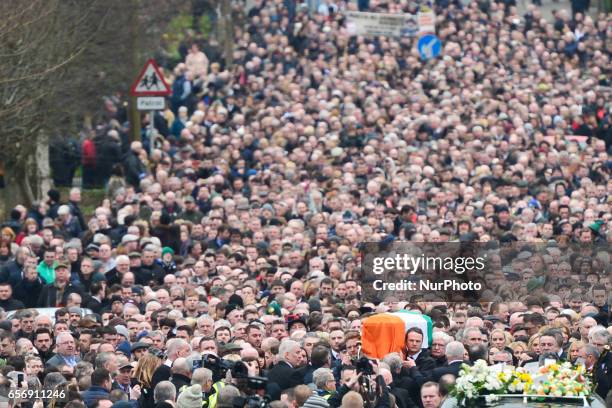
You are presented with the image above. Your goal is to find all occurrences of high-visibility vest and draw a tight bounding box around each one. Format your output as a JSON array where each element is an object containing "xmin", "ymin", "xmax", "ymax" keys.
[
  {"xmin": 207, "ymin": 381, "xmax": 226, "ymax": 408},
  {"xmin": 318, "ymin": 390, "xmax": 334, "ymax": 400}
]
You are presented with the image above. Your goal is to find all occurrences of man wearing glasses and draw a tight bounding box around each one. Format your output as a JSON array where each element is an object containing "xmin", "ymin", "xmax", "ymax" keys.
[{"xmin": 46, "ymin": 332, "xmax": 80, "ymax": 368}]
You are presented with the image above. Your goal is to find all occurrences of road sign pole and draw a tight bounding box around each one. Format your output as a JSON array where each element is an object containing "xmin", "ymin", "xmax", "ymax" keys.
[
  {"xmin": 149, "ymin": 109, "xmax": 156, "ymax": 156},
  {"xmin": 129, "ymin": 95, "xmax": 141, "ymax": 142}
]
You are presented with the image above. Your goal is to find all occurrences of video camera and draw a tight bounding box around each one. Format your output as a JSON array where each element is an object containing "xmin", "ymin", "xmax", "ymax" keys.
[
  {"xmin": 194, "ymin": 354, "xmax": 245, "ymax": 382},
  {"xmin": 196, "ymin": 354, "xmax": 269, "ymax": 391},
  {"xmin": 351, "ymin": 356, "xmax": 379, "ymax": 408},
  {"xmin": 353, "ymin": 356, "xmax": 375, "ymax": 376}
]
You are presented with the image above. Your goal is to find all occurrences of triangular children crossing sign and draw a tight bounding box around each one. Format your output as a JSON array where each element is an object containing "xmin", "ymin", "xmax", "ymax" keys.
[{"xmin": 130, "ymin": 59, "xmax": 171, "ymax": 96}]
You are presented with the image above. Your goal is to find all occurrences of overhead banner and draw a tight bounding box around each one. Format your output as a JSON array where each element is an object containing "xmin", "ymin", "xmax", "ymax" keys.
[{"xmin": 345, "ymin": 11, "xmax": 418, "ymax": 38}]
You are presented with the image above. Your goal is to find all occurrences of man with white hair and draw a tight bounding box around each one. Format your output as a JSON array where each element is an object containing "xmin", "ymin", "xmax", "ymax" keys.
[
  {"xmin": 153, "ymin": 381, "xmax": 176, "ymax": 404},
  {"xmin": 151, "ymin": 338, "xmax": 191, "ymax": 390},
  {"xmin": 425, "ymin": 341, "xmax": 466, "ymax": 382},
  {"xmin": 46, "ymin": 332, "xmax": 80, "ymax": 368},
  {"xmin": 431, "ymin": 332, "xmax": 452, "ymax": 367},
  {"xmin": 197, "ymin": 315, "xmax": 215, "ymax": 337},
  {"xmin": 57, "ymin": 204, "xmax": 81, "ymax": 238},
  {"xmin": 313, "ymin": 367, "xmax": 336, "ymax": 399},
  {"xmin": 267, "ymin": 340, "xmax": 303, "ymax": 391},
  {"xmin": 589, "ymin": 327, "xmax": 610, "ymax": 355}
]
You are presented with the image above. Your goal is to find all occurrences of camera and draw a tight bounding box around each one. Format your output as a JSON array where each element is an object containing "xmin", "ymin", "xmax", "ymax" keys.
[
  {"xmin": 198, "ymin": 354, "xmax": 269, "ymax": 391},
  {"xmin": 198, "ymin": 354, "xmax": 235, "ymax": 382},
  {"xmin": 353, "ymin": 356, "xmax": 375, "ymax": 376}
]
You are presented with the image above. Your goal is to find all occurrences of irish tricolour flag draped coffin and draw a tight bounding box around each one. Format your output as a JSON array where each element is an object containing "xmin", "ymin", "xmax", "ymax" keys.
[{"xmin": 361, "ymin": 311, "xmax": 432, "ymax": 359}]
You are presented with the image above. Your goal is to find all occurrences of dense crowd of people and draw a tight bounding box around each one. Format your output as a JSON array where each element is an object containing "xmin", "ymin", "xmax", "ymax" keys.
[{"xmin": 1, "ymin": 0, "xmax": 612, "ymax": 407}]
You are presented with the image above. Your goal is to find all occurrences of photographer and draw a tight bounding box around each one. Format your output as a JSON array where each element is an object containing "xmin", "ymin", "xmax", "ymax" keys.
[
  {"xmin": 328, "ymin": 364, "xmax": 391, "ymax": 408},
  {"xmin": 200, "ymin": 355, "xmax": 229, "ymax": 408},
  {"xmin": 201, "ymin": 352, "xmax": 273, "ymax": 408}
]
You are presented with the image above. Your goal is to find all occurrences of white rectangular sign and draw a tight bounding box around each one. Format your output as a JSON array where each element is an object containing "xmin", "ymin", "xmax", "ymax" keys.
[
  {"xmin": 137, "ymin": 96, "xmax": 165, "ymax": 111},
  {"xmin": 417, "ymin": 5, "xmax": 436, "ymax": 34},
  {"xmin": 345, "ymin": 11, "xmax": 418, "ymax": 38}
]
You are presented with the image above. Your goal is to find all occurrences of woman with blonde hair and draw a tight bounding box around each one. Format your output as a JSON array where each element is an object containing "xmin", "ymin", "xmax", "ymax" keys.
[
  {"xmin": 489, "ymin": 329, "xmax": 513, "ymax": 349},
  {"xmin": 508, "ymin": 341, "xmax": 528, "ymax": 360},
  {"xmin": 567, "ymin": 340, "xmax": 585, "ymax": 363},
  {"xmin": 135, "ymin": 353, "xmax": 162, "ymax": 407},
  {"xmin": 527, "ymin": 333, "xmax": 542, "ymax": 355}
]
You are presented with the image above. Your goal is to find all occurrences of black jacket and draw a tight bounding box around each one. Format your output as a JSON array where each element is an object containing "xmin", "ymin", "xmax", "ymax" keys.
[
  {"xmin": 123, "ymin": 151, "xmax": 147, "ymax": 188},
  {"xmin": 594, "ymin": 349, "xmax": 612, "ymax": 399},
  {"xmin": 151, "ymin": 364, "xmax": 172, "ymax": 391},
  {"xmin": 390, "ymin": 383, "xmax": 417, "ymax": 408},
  {"xmin": 267, "ymin": 361, "xmax": 303, "ymax": 392},
  {"xmin": 37, "ymin": 282, "xmax": 84, "ymax": 307},
  {"xmin": 0, "ymin": 259, "xmax": 24, "ymax": 288},
  {"xmin": 403, "ymin": 349, "xmax": 437, "ymax": 372},
  {"xmin": 0, "ymin": 298, "xmax": 25, "ymax": 311},
  {"xmin": 426, "ymin": 360, "xmax": 464, "ymax": 383},
  {"xmin": 94, "ymin": 136, "xmax": 122, "ymax": 182},
  {"xmin": 151, "ymin": 225, "xmax": 181, "ymax": 253},
  {"xmin": 68, "ymin": 200, "xmax": 86, "ymax": 230},
  {"xmin": 170, "ymin": 373, "xmax": 191, "ymax": 393},
  {"xmin": 136, "ymin": 263, "xmax": 165, "ymax": 286},
  {"xmin": 13, "ymin": 277, "xmax": 44, "ymax": 308},
  {"xmin": 415, "ymin": 361, "xmax": 463, "ymax": 385},
  {"xmin": 86, "ymin": 296, "xmax": 104, "ymax": 314},
  {"xmin": 329, "ymin": 378, "xmax": 391, "ymax": 408},
  {"xmin": 433, "ymin": 355, "xmax": 447, "ymax": 368},
  {"xmin": 105, "ymin": 267, "xmax": 124, "ymax": 287}
]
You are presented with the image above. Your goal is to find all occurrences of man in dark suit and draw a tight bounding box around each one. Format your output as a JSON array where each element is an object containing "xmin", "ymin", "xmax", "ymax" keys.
[
  {"xmin": 402, "ymin": 327, "xmax": 436, "ymax": 372},
  {"xmin": 426, "ymin": 341, "xmax": 466, "ymax": 382},
  {"xmin": 380, "ymin": 367, "xmax": 417, "ymax": 408},
  {"xmin": 136, "ymin": 247, "xmax": 165, "ymax": 285},
  {"xmin": 82, "ymin": 368, "xmax": 112, "ymax": 408},
  {"xmin": 539, "ymin": 330, "xmax": 567, "ymax": 361},
  {"xmin": 0, "ymin": 283, "xmax": 24, "ymax": 311},
  {"xmin": 267, "ymin": 339, "xmax": 304, "ymax": 391},
  {"xmin": 86, "ymin": 282, "xmax": 105, "ymax": 314},
  {"xmin": 151, "ymin": 338, "xmax": 191, "ymax": 391},
  {"xmin": 169, "ymin": 358, "xmax": 192, "ymax": 394},
  {"xmin": 37, "ymin": 262, "xmax": 84, "ymax": 308},
  {"xmin": 302, "ymin": 345, "xmax": 331, "ymax": 385}
]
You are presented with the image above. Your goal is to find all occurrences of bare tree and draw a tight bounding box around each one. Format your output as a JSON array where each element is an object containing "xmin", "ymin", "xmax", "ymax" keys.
[
  {"xmin": 0, "ymin": 0, "xmax": 108, "ymax": 209},
  {"xmin": 0, "ymin": 0, "xmax": 189, "ymax": 212}
]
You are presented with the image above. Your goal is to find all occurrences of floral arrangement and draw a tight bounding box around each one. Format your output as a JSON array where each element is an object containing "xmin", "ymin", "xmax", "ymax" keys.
[
  {"xmin": 451, "ymin": 359, "xmax": 591, "ymax": 406},
  {"xmin": 527, "ymin": 362, "xmax": 591, "ymax": 398},
  {"xmin": 452, "ymin": 360, "xmax": 509, "ymax": 405}
]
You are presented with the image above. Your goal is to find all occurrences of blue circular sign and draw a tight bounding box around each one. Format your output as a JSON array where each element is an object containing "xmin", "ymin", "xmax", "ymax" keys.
[{"xmin": 417, "ymin": 34, "xmax": 442, "ymax": 60}]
